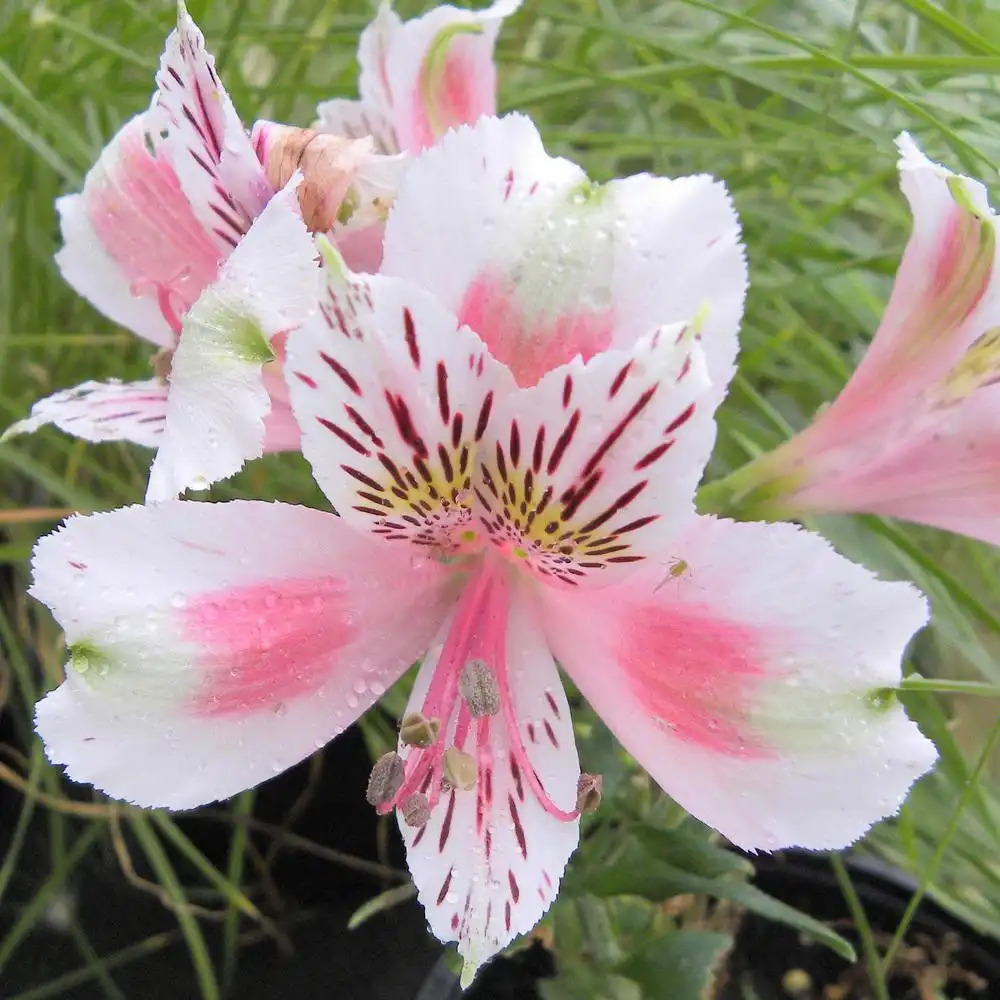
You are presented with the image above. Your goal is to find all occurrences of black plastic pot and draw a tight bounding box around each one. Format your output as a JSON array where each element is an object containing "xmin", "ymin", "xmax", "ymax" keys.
[{"xmin": 721, "ymin": 850, "xmax": 1000, "ymax": 999}]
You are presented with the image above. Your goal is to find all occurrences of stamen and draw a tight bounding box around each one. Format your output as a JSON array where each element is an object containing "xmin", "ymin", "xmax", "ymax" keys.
[
  {"xmin": 442, "ymin": 747, "xmax": 478, "ymax": 790},
  {"xmin": 401, "ymin": 792, "xmax": 431, "ymax": 827},
  {"xmin": 366, "ymin": 751, "xmax": 405, "ymax": 806},
  {"xmin": 388, "ymin": 559, "xmax": 579, "ymax": 831},
  {"xmin": 459, "ymin": 658, "xmax": 501, "ymax": 718},
  {"xmin": 576, "ymin": 773, "xmax": 603, "ymax": 814},
  {"xmin": 130, "ymin": 275, "xmax": 193, "ymax": 340},
  {"xmin": 400, "ymin": 712, "xmax": 441, "ymax": 748}
]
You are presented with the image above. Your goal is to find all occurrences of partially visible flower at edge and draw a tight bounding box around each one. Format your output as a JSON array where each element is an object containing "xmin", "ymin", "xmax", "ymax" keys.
[
  {"xmin": 316, "ymin": 0, "xmax": 521, "ymax": 154},
  {"xmin": 29, "ymin": 116, "xmax": 935, "ymax": 986},
  {"xmin": 702, "ymin": 134, "xmax": 1000, "ymax": 547},
  {"xmin": 3, "ymin": 4, "xmax": 406, "ymax": 502}
]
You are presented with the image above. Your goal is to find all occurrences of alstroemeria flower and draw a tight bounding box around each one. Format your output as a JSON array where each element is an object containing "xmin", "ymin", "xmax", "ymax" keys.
[
  {"xmin": 317, "ymin": 0, "xmax": 520, "ymax": 154},
  {"xmin": 5, "ymin": 7, "xmax": 398, "ymax": 501},
  {"xmin": 720, "ymin": 135, "xmax": 1000, "ymax": 545},
  {"xmin": 31, "ymin": 118, "xmax": 935, "ymax": 984}
]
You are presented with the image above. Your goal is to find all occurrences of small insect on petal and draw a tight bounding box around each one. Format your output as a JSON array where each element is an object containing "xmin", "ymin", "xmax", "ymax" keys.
[
  {"xmin": 400, "ymin": 712, "xmax": 441, "ymax": 748},
  {"xmin": 458, "ymin": 658, "xmax": 500, "ymax": 718},
  {"xmin": 366, "ymin": 751, "xmax": 405, "ymax": 806},
  {"xmin": 401, "ymin": 792, "xmax": 432, "ymax": 827},
  {"xmin": 442, "ymin": 747, "xmax": 478, "ymax": 791},
  {"xmin": 576, "ymin": 773, "xmax": 603, "ymax": 814}
]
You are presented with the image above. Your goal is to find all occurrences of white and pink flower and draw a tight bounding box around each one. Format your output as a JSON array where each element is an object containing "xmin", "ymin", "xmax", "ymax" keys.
[
  {"xmin": 720, "ymin": 135, "xmax": 1000, "ymax": 546},
  {"xmin": 317, "ymin": 0, "xmax": 521, "ymax": 154},
  {"xmin": 3, "ymin": 5, "xmax": 441, "ymax": 501},
  {"xmin": 31, "ymin": 117, "xmax": 935, "ymax": 983}
]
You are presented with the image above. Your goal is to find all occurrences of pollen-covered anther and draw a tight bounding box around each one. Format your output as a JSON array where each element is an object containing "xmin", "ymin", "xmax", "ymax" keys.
[
  {"xmin": 400, "ymin": 712, "xmax": 441, "ymax": 748},
  {"xmin": 401, "ymin": 792, "xmax": 432, "ymax": 828},
  {"xmin": 458, "ymin": 658, "xmax": 501, "ymax": 718},
  {"xmin": 442, "ymin": 746, "xmax": 478, "ymax": 791},
  {"xmin": 365, "ymin": 751, "xmax": 405, "ymax": 806},
  {"xmin": 576, "ymin": 773, "xmax": 603, "ymax": 814}
]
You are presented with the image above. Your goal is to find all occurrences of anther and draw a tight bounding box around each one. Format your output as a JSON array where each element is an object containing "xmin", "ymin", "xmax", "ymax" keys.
[
  {"xmin": 442, "ymin": 747, "xmax": 478, "ymax": 791},
  {"xmin": 365, "ymin": 751, "xmax": 405, "ymax": 807},
  {"xmin": 400, "ymin": 712, "xmax": 441, "ymax": 749},
  {"xmin": 458, "ymin": 659, "xmax": 500, "ymax": 718},
  {"xmin": 401, "ymin": 792, "xmax": 431, "ymax": 828},
  {"xmin": 576, "ymin": 773, "xmax": 603, "ymax": 814}
]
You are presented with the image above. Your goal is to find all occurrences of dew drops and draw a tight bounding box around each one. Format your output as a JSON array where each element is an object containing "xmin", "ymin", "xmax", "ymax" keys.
[{"xmin": 169, "ymin": 592, "xmax": 186, "ymax": 609}]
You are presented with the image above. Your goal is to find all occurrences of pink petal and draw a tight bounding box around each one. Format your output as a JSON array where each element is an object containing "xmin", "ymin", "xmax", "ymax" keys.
[
  {"xmin": 56, "ymin": 117, "xmax": 220, "ymax": 346},
  {"xmin": 540, "ymin": 516, "xmax": 936, "ymax": 850},
  {"xmin": 31, "ymin": 500, "xmax": 455, "ymax": 809},
  {"xmin": 381, "ymin": 115, "xmax": 746, "ymax": 395},
  {"xmin": 740, "ymin": 136, "xmax": 1000, "ymax": 543},
  {"xmin": 316, "ymin": 1, "xmax": 521, "ymax": 155},
  {"xmin": 3, "ymin": 379, "xmax": 169, "ymax": 448},
  {"xmin": 285, "ymin": 248, "xmax": 517, "ymax": 551}
]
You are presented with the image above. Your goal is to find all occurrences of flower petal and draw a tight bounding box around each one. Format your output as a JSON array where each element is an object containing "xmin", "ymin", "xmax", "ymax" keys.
[
  {"xmin": 55, "ymin": 116, "xmax": 220, "ymax": 346},
  {"xmin": 476, "ymin": 323, "xmax": 713, "ymax": 585},
  {"xmin": 541, "ymin": 516, "xmax": 936, "ymax": 850},
  {"xmin": 32, "ymin": 500, "xmax": 455, "ymax": 809},
  {"xmin": 146, "ymin": 180, "xmax": 320, "ymax": 502},
  {"xmin": 832, "ymin": 134, "xmax": 1000, "ymax": 418},
  {"xmin": 2, "ymin": 379, "xmax": 169, "ymax": 448},
  {"xmin": 147, "ymin": 4, "xmax": 272, "ymax": 256},
  {"xmin": 382, "ymin": 114, "xmax": 746, "ymax": 394},
  {"xmin": 317, "ymin": 0, "xmax": 521, "ymax": 154},
  {"xmin": 285, "ymin": 244, "xmax": 515, "ymax": 550},
  {"xmin": 399, "ymin": 580, "xmax": 578, "ymax": 984}
]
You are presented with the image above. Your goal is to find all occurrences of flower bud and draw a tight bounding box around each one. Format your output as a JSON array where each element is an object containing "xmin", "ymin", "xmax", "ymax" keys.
[
  {"xmin": 458, "ymin": 659, "xmax": 500, "ymax": 718},
  {"xmin": 442, "ymin": 747, "xmax": 478, "ymax": 791},
  {"xmin": 576, "ymin": 773, "xmax": 603, "ymax": 814},
  {"xmin": 400, "ymin": 712, "xmax": 441, "ymax": 749},
  {"xmin": 365, "ymin": 751, "xmax": 404, "ymax": 807},
  {"xmin": 401, "ymin": 792, "xmax": 431, "ymax": 828}
]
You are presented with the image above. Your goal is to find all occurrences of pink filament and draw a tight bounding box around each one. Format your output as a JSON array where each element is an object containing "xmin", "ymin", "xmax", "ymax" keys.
[
  {"xmin": 131, "ymin": 276, "xmax": 193, "ymax": 340},
  {"xmin": 386, "ymin": 557, "xmax": 578, "ymax": 824}
]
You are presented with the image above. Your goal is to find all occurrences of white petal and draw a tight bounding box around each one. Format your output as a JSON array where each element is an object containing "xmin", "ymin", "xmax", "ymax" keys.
[
  {"xmin": 285, "ymin": 245, "xmax": 516, "ymax": 550},
  {"xmin": 477, "ymin": 323, "xmax": 713, "ymax": 585},
  {"xmin": 32, "ymin": 500, "xmax": 455, "ymax": 809},
  {"xmin": 3, "ymin": 379, "xmax": 169, "ymax": 448},
  {"xmin": 147, "ymin": 4, "xmax": 271, "ymax": 255},
  {"xmin": 400, "ymin": 580, "xmax": 578, "ymax": 982},
  {"xmin": 541, "ymin": 517, "xmax": 936, "ymax": 851},
  {"xmin": 382, "ymin": 114, "xmax": 746, "ymax": 398},
  {"xmin": 146, "ymin": 180, "xmax": 321, "ymax": 502}
]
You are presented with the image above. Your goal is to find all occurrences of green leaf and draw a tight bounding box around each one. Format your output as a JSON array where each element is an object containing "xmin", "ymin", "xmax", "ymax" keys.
[
  {"xmin": 616, "ymin": 930, "xmax": 732, "ymax": 1000},
  {"xmin": 581, "ymin": 847, "xmax": 855, "ymax": 961},
  {"xmin": 347, "ymin": 882, "xmax": 416, "ymax": 930}
]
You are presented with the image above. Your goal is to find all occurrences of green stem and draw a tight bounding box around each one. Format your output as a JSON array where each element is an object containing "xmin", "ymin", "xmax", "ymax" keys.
[
  {"xmin": 829, "ymin": 853, "xmax": 890, "ymax": 1000},
  {"xmin": 899, "ymin": 675, "xmax": 1000, "ymax": 697},
  {"xmin": 881, "ymin": 714, "xmax": 1000, "ymax": 973}
]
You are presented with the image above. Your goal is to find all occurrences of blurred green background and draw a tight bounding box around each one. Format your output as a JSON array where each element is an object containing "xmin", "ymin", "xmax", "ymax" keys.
[{"xmin": 2, "ymin": 1, "xmax": 1000, "ymax": 998}]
